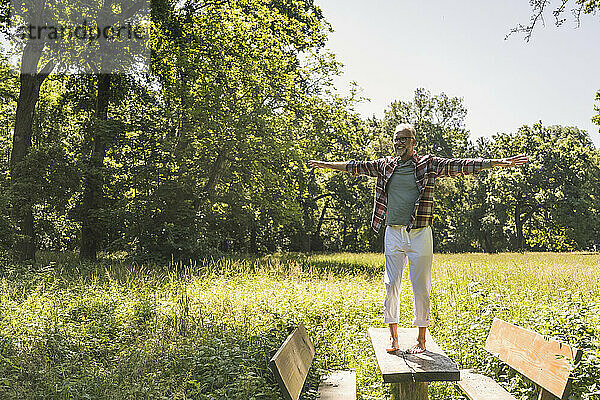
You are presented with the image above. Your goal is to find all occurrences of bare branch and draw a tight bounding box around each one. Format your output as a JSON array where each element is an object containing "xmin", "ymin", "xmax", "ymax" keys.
[
  {"xmin": 572, "ymin": 2, "xmax": 584, "ymax": 27},
  {"xmin": 507, "ymin": 0, "xmax": 551, "ymax": 42},
  {"xmin": 510, "ymin": 0, "xmax": 596, "ymax": 41},
  {"xmin": 321, "ymin": 217, "xmax": 344, "ymax": 222},
  {"xmin": 0, "ymin": 89, "xmax": 18, "ymax": 102},
  {"xmin": 552, "ymin": 0, "xmax": 569, "ymax": 26},
  {"xmin": 313, "ymin": 193, "xmax": 335, "ymax": 202},
  {"xmin": 38, "ymin": 59, "xmax": 55, "ymax": 77},
  {"xmin": 35, "ymin": 59, "xmax": 55, "ymax": 89},
  {"xmin": 120, "ymin": 2, "xmax": 145, "ymax": 21}
]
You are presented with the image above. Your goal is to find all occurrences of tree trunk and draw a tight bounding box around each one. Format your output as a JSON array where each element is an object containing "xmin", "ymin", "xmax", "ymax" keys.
[
  {"xmin": 515, "ymin": 202, "xmax": 523, "ymax": 251},
  {"xmin": 341, "ymin": 219, "xmax": 348, "ymax": 250},
  {"xmin": 9, "ymin": 40, "xmax": 53, "ymax": 262},
  {"xmin": 203, "ymin": 146, "xmax": 229, "ymax": 196},
  {"xmin": 514, "ymin": 201, "xmax": 538, "ymax": 252},
  {"xmin": 484, "ymin": 234, "xmax": 493, "ymax": 253},
  {"xmin": 11, "ymin": 73, "xmax": 39, "ymax": 262},
  {"xmin": 80, "ymin": 73, "xmax": 111, "ymax": 260},
  {"xmin": 311, "ymin": 198, "xmax": 330, "ymax": 251},
  {"xmin": 249, "ymin": 220, "xmax": 258, "ymax": 253}
]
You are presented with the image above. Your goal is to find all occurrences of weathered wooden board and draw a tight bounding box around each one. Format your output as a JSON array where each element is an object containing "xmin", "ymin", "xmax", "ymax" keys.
[
  {"xmin": 539, "ymin": 388, "xmax": 561, "ymax": 400},
  {"xmin": 367, "ymin": 327, "xmax": 460, "ymax": 383},
  {"xmin": 390, "ymin": 381, "xmax": 428, "ymax": 400},
  {"xmin": 317, "ymin": 370, "xmax": 357, "ymax": 400},
  {"xmin": 458, "ymin": 369, "xmax": 516, "ymax": 400},
  {"xmin": 269, "ymin": 323, "xmax": 315, "ymax": 400},
  {"xmin": 485, "ymin": 318, "xmax": 581, "ymax": 399}
]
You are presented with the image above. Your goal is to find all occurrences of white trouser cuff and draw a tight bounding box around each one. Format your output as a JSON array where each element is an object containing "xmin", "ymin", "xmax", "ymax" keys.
[{"xmin": 413, "ymin": 319, "xmax": 430, "ymax": 327}]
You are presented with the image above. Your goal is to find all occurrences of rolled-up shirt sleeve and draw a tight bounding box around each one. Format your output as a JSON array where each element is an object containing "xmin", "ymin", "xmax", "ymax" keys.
[
  {"xmin": 433, "ymin": 157, "xmax": 490, "ymax": 178},
  {"xmin": 346, "ymin": 159, "xmax": 383, "ymax": 177}
]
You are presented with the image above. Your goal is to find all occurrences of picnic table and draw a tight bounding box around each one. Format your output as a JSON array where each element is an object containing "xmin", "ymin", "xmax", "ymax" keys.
[{"xmin": 368, "ymin": 327, "xmax": 460, "ymax": 400}]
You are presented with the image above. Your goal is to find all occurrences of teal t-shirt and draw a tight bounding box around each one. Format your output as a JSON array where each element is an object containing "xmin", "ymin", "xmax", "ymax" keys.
[{"xmin": 386, "ymin": 159, "xmax": 420, "ymax": 226}]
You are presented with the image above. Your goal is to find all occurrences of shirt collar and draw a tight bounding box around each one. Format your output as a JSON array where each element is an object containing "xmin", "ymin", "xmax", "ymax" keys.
[{"xmin": 394, "ymin": 151, "xmax": 419, "ymax": 164}]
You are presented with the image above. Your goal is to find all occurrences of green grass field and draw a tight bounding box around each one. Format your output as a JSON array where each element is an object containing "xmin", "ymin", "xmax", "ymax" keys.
[{"xmin": 0, "ymin": 252, "xmax": 598, "ymax": 399}]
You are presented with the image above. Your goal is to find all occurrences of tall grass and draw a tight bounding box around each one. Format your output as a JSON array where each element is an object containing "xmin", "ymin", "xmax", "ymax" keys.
[{"xmin": 0, "ymin": 252, "xmax": 598, "ymax": 399}]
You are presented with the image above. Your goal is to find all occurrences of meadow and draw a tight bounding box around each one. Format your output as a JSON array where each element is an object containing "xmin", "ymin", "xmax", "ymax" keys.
[{"xmin": 0, "ymin": 251, "xmax": 598, "ymax": 399}]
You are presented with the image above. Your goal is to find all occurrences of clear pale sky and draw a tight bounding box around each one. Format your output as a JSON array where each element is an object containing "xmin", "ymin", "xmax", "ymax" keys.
[{"xmin": 317, "ymin": 0, "xmax": 600, "ymax": 147}]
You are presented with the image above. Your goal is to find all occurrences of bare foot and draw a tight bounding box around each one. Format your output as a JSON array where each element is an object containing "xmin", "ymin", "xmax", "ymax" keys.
[
  {"xmin": 386, "ymin": 339, "xmax": 400, "ymax": 353},
  {"xmin": 406, "ymin": 340, "xmax": 426, "ymax": 354}
]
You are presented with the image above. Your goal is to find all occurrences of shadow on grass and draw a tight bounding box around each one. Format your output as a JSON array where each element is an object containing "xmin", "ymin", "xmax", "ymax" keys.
[
  {"xmin": 0, "ymin": 251, "xmax": 384, "ymax": 288},
  {"xmin": 277, "ymin": 253, "xmax": 383, "ymax": 278},
  {"xmin": 299, "ymin": 259, "xmax": 382, "ymax": 277}
]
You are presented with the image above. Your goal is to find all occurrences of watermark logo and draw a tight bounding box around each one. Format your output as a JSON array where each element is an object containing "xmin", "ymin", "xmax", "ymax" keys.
[{"xmin": 8, "ymin": 0, "xmax": 150, "ymax": 74}]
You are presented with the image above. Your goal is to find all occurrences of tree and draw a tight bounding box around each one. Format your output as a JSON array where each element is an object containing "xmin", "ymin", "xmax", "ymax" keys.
[
  {"xmin": 0, "ymin": 57, "xmax": 17, "ymax": 249},
  {"xmin": 7, "ymin": 0, "xmax": 57, "ymax": 261},
  {"xmin": 79, "ymin": 0, "xmax": 149, "ymax": 260},
  {"xmin": 297, "ymin": 97, "xmax": 374, "ymax": 252},
  {"xmin": 79, "ymin": 73, "xmax": 111, "ymax": 260},
  {"xmin": 382, "ymin": 88, "xmax": 470, "ymax": 158},
  {"xmin": 475, "ymin": 123, "xmax": 600, "ymax": 251},
  {"xmin": 101, "ymin": 0, "xmax": 349, "ymax": 258}
]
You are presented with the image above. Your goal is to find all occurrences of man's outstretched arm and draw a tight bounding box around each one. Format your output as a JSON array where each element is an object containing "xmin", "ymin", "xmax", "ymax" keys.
[
  {"xmin": 309, "ymin": 159, "xmax": 383, "ymax": 177},
  {"xmin": 434, "ymin": 154, "xmax": 529, "ymax": 178},
  {"xmin": 308, "ymin": 160, "xmax": 349, "ymax": 171}
]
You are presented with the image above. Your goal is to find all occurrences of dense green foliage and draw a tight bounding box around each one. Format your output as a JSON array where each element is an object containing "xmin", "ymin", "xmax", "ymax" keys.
[
  {"xmin": 1, "ymin": 0, "xmax": 599, "ymax": 259},
  {"xmin": 0, "ymin": 252, "xmax": 598, "ymax": 399}
]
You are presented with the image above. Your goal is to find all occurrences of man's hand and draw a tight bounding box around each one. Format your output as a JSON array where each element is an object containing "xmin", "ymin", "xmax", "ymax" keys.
[
  {"xmin": 491, "ymin": 154, "xmax": 529, "ymax": 168},
  {"xmin": 308, "ymin": 160, "xmax": 328, "ymax": 169}
]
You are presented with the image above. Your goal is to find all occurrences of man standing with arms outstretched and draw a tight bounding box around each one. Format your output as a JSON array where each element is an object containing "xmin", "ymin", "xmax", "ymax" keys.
[{"xmin": 309, "ymin": 123, "xmax": 528, "ymax": 354}]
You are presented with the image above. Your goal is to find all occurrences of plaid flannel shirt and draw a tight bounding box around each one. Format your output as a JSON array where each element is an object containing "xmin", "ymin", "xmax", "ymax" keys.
[{"xmin": 346, "ymin": 153, "xmax": 490, "ymax": 232}]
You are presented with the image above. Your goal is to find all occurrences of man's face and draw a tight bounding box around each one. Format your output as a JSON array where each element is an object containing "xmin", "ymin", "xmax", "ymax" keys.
[{"xmin": 393, "ymin": 129, "xmax": 416, "ymax": 157}]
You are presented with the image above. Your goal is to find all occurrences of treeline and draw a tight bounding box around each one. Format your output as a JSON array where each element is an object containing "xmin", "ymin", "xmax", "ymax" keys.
[{"xmin": 1, "ymin": 0, "xmax": 599, "ymax": 262}]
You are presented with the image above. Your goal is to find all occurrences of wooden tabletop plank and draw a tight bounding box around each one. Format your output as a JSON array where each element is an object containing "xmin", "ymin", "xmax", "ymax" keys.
[
  {"xmin": 367, "ymin": 327, "xmax": 460, "ymax": 383},
  {"xmin": 485, "ymin": 318, "xmax": 581, "ymax": 399}
]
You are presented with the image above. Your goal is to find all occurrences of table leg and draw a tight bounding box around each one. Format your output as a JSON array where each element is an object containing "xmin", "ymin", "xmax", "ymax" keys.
[{"xmin": 390, "ymin": 382, "xmax": 428, "ymax": 400}]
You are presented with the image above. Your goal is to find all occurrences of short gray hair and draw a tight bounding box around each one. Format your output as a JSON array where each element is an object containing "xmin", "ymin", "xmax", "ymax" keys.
[{"xmin": 394, "ymin": 123, "xmax": 416, "ymax": 137}]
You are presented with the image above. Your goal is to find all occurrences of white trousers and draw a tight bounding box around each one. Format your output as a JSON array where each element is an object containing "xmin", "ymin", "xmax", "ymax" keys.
[{"xmin": 383, "ymin": 225, "xmax": 433, "ymax": 327}]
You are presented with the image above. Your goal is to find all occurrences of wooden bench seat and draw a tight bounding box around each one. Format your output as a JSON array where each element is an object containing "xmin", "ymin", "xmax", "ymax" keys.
[
  {"xmin": 269, "ymin": 323, "xmax": 356, "ymax": 400},
  {"xmin": 459, "ymin": 369, "xmax": 515, "ymax": 400},
  {"xmin": 318, "ymin": 370, "xmax": 357, "ymax": 399},
  {"xmin": 458, "ymin": 318, "xmax": 582, "ymax": 400}
]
